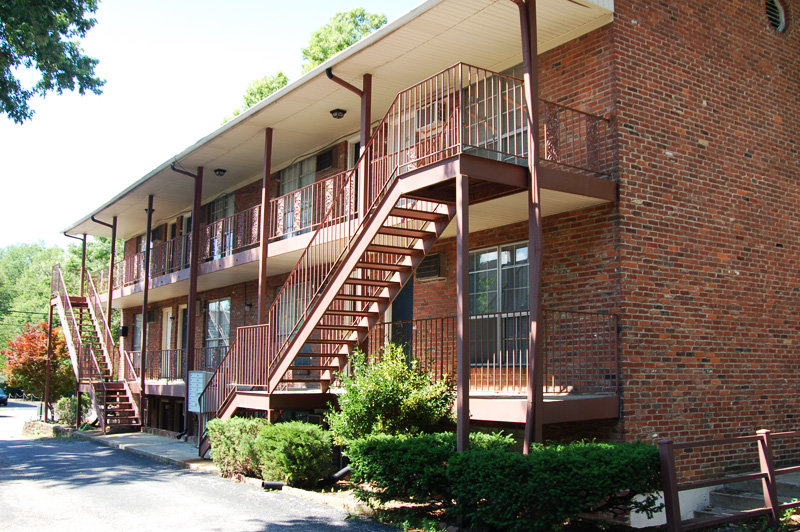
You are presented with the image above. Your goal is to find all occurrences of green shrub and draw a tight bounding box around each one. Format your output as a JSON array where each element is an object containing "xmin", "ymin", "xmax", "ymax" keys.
[
  {"xmin": 446, "ymin": 440, "xmax": 662, "ymax": 532},
  {"xmin": 254, "ymin": 421, "xmax": 334, "ymax": 488},
  {"xmin": 325, "ymin": 344, "xmax": 455, "ymax": 445},
  {"xmin": 53, "ymin": 394, "xmax": 90, "ymax": 425},
  {"xmin": 207, "ymin": 417, "xmax": 268, "ymax": 477},
  {"xmin": 348, "ymin": 431, "xmax": 515, "ymax": 505}
]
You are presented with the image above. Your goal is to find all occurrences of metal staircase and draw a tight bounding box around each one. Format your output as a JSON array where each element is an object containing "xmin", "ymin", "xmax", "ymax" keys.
[{"xmin": 51, "ymin": 264, "xmax": 141, "ymax": 432}]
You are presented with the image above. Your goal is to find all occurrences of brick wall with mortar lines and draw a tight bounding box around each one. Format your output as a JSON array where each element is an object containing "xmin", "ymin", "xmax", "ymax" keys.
[{"xmin": 611, "ymin": 0, "xmax": 800, "ymax": 473}]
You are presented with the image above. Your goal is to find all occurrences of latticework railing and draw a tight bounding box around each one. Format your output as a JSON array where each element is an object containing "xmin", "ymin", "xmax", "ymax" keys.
[
  {"xmin": 366, "ymin": 309, "xmax": 619, "ymax": 396},
  {"xmin": 269, "ymin": 170, "xmax": 349, "ymax": 240},
  {"xmin": 201, "ymin": 204, "xmax": 261, "ymax": 261},
  {"xmin": 151, "ymin": 233, "xmax": 191, "ymax": 278}
]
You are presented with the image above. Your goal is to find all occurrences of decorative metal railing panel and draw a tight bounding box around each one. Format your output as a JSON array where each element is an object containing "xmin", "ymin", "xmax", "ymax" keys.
[
  {"xmin": 201, "ymin": 205, "xmax": 261, "ymax": 262},
  {"xmin": 269, "ymin": 170, "xmax": 349, "ymax": 241},
  {"xmin": 151, "ymin": 233, "xmax": 191, "ymax": 278},
  {"xmin": 366, "ymin": 309, "xmax": 618, "ymax": 396},
  {"xmin": 143, "ymin": 349, "xmax": 187, "ymax": 381}
]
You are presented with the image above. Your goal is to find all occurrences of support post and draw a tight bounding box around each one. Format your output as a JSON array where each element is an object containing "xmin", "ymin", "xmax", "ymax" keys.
[
  {"xmin": 79, "ymin": 234, "xmax": 87, "ymax": 297},
  {"xmin": 358, "ymin": 74, "xmax": 372, "ymax": 219},
  {"xmin": 139, "ymin": 194, "xmax": 154, "ymax": 426},
  {"xmin": 91, "ymin": 215, "xmax": 118, "ymax": 347},
  {"xmin": 658, "ymin": 439, "xmax": 682, "ymax": 532},
  {"xmin": 517, "ymin": 0, "xmax": 545, "ymax": 452},
  {"xmin": 44, "ymin": 305, "xmax": 54, "ymax": 422},
  {"xmin": 75, "ymin": 382, "xmax": 82, "ymax": 430},
  {"xmin": 258, "ymin": 129, "xmax": 273, "ymax": 324},
  {"xmin": 107, "ymin": 218, "xmax": 117, "ymax": 324},
  {"xmin": 456, "ymin": 173, "xmax": 470, "ymax": 451},
  {"xmin": 758, "ymin": 430, "xmax": 780, "ymax": 528}
]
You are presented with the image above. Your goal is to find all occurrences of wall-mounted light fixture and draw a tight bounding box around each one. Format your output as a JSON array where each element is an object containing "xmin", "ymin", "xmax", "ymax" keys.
[
  {"xmin": 244, "ymin": 303, "xmax": 252, "ymax": 312},
  {"xmin": 214, "ymin": 168, "xmax": 227, "ymax": 177},
  {"xmin": 330, "ymin": 108, "xmax": 347, "ymax": 119}
]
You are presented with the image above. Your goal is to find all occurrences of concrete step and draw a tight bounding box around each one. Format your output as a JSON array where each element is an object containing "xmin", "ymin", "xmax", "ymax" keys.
[{"xmin": 727, "ymin": 475, "xmax": 800, "ymax": 500}]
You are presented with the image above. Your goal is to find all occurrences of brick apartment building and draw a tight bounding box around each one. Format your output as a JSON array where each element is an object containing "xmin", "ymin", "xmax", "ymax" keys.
[{"xmin": 54, "ymin": 0, "xmax": 798, "ymax": 498}]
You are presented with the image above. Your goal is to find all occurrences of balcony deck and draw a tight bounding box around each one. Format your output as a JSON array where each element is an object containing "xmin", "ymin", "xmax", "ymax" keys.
[{"xmin": 95, "ymin": 67, "xmax": 616, "ymax": 309}]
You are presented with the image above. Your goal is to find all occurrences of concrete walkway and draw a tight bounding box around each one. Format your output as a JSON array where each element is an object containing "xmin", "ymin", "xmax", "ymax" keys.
[{"xmin": 71, "ymin": 429, "xmax": 220, "ymax": 475}]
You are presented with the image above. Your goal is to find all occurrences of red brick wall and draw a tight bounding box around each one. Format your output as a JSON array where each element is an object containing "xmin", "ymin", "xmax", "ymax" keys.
[{"xmin": 611, "ymin": 0, "xmax": 800, "ymax": 467}]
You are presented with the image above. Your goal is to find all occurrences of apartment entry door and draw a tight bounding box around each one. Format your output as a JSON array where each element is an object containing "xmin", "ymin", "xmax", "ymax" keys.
[{"xmin": 161, "ymin": 309, "xmax": 173, "ymax": 379}]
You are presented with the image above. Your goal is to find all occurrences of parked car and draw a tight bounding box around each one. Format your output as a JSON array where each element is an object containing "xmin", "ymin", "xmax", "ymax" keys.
[{"xmin": 0, "ymin": 389, "xmax": 7, "ymax": 406}]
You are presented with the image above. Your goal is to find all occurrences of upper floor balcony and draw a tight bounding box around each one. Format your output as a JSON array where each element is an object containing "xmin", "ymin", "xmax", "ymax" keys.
[{"xmin": 95, "ymin": 64, "xmax": 616, "ymax": 304}]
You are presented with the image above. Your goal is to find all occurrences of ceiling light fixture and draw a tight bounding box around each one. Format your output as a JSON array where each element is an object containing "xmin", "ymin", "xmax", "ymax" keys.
[
  {"xmin": 330, "ymin": 108, "xmax": 347, "ymax": 119},
  {"xmin": 214, "ymin": 168, "xmax": 227, "ymax": 177}
]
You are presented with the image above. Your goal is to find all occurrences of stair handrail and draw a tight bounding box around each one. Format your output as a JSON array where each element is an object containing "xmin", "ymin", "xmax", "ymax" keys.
[
  {"xmin": 84, "ymin": 270, "xmax": 118, "ymax": 376},
  {"xmin": 118, "ymin": 349, "xmax": 142, "ymax": 419},
  {"xmin": 197, "ymin": 334, "xmax": 242, "ymax": 441},
  {"xmin": 261, "ymin": 64, "xmax": 471, "ymax": 389},
  {"xmin": 51, "ymin": 264, "xmax": 82, "ymax": 381},
  {"xmin": 81, "ymin": 343, "xmax": 108, "ymax": 433}
]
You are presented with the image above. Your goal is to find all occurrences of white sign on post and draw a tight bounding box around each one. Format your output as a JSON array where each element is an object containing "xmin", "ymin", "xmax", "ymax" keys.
[{"xmin": 188, "ymin": 371, "xmax": 213, "ymax": 413}]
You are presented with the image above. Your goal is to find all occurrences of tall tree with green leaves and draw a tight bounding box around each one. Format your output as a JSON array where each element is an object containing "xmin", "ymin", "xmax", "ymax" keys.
[
  {"xmin": 0, "ymin": 0, "xmax": 105, "ymax": 123},
  {"xmin": 224, "ymin": 71, "xmax": 289, "ymax": 122},
  {"xmin": 301, "ymin": 8, "xmax": 387, "ymax": 74},
  {"xmin": 225, "ymin": 7, "xmax": 386, "ymax": 121},
  {"xmin": 2, "ymin": 322, "xmax": 73, "ymax": 400}
]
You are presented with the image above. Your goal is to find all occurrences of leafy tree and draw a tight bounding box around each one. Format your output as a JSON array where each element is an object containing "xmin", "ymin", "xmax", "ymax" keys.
[
  {"xmin": 301, "ymin": 8, "xmax": 387, "ymax": 74},
  {"xmin": 2, "ymin": 322, "xmax": 74, "ymax": 400},
  {"xmin": 225, "ymin": 7, "xmax": 386, "ymax": 120},
  {"xmin": 0, "ymin": 243, "xmax": 65, "ymax": 351},
  {"xmin": 0, "ymin": 0, "xmax": 105, "ymax": 123},
  {"xmin": 224, "ymin": 71, "xmax": 289, "ymax": 122},
  {"xmin": 325, "ymin": 343, "xmax": 455, "ymax": 446}
]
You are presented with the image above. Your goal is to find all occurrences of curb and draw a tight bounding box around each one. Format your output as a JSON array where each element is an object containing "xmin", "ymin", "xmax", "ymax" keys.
[{"xmin": 70, "ymin": 431, "xmax": 218, "ymax": 474}]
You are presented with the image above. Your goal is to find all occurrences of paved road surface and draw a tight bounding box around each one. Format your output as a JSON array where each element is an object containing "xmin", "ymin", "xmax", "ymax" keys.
[{"xmin": 0, "ymin": 401, "xmax": 393, "ymax": 532}]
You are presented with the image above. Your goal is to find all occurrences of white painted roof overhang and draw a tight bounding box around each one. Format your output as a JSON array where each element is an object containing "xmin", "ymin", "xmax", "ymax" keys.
[{"xmin": 65, "ymin": 0, "xmax": 614, "ymax": 240}]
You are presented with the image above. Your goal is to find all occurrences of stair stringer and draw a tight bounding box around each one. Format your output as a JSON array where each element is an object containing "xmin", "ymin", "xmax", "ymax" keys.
[{"xmin": 267, "ymin": 177, "xmax": 455, "ymax": 393}]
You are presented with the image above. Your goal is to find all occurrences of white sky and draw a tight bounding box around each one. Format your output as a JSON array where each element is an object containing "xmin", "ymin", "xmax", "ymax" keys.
[{"xmin": 0, "ymin": 0, "xmax": 419, "ymax": 249}]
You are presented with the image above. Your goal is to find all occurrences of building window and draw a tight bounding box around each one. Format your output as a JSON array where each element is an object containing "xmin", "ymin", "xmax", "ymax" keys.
[
  {"xmin": 469, "ymin": 242, "xmax": 529, "ymax": 366},
  {"xmin": 207, "ymin": 194, "xmax": 234, "ymax": 259},
  {"xmin": 204, "ymin": 298, "xmax": 230, "ymax": 369},
  {"xmin": 280, "ymin": 156, "xmax": 316, "ymax": 234}
]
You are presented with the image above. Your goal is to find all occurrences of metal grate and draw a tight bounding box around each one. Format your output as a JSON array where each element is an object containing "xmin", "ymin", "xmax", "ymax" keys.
[{"xmin": 766, "ymin": 0, "xmax": 787, "ymax": 32}]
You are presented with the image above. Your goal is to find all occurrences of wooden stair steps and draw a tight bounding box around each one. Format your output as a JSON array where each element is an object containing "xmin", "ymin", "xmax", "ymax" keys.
[
  {"xmin": 389, "ymin": 206, "xmax": 449, "ymax": 222},
  {"xmin": 333, "ymin": 294, "xmax": 389, "ymax": 304},
  {"xmin": 355, "ymin": 261, "xmax": 412, "ymax": 273},
  {"xmin": 365, "ymin": 243, "xmax": 423, "ymax": 256},
  {"xmin": 377, "ymin": 226, "xmax": 437, "ymax": 239}
]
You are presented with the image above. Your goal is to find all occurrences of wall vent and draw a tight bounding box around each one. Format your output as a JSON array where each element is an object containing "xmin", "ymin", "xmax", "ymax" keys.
[
  {"xmin": 417, "ymin": 253, "xmax": 445, "ymax": 280},
  {"xmin": 766, "ymin": 0, "xmax": 787, "ymax": 32}
]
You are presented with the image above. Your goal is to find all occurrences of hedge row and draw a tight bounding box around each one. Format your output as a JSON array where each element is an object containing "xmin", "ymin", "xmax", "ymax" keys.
[
  {"xmin": 207, "ymin": 418, "xmax": 333, "ymax": 488},
  {"xmin": 349, "ymin": 434, "xmax": 662, "ymax": 532}
]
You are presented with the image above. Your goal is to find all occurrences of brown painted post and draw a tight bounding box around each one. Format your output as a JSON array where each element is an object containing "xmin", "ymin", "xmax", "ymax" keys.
[
  {"xmin": 186, "ymin": 167, "xmax": 203, "ymax": 432},
  {"xmin": 516, "ymin": 0, "xmax": 545, "ymax": 452},
  {"xmin": 359, "ymin": 74, "xmax": 372, "ymax": 219},
  {"xmin": 258, "ymin": 129, "xmax": 273, "ymax": 325},
  {"xmin": 79, "ymin": 234, "xmax": 87, "ymax": 297},
  {"xmin": 106, "ymin": 217, "xmax": 117, "ymax": 326},
  {"xmin": 44, "ymin": 305, "xmax": 54, "ymax": 422},
  {"xmin": 139, "ymin": 194, "xmax": 154, "ymax": 426},
  {"xmin": 757, "ymin": 429, "xmax": 780, "ymax": 527},
  {"xmin": 658, "ymin": 439, "xmax": 682, "ymax": 532},
  {"xmin": 456, "ymin": 173, "xmax": 470, "ymax": 451},
  {"xmin": 75, "ymin": 382, "xmax": 82, "ymax": 429}
]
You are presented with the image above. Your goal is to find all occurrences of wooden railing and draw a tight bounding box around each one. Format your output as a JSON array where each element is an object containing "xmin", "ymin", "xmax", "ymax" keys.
[
  {"xmin": 659, "ymin": 429, "xmax": 800, "ymax": 531},
  {"xmin": 366, "ymin": 309, "xmax": 619, "ymax": 396}
]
